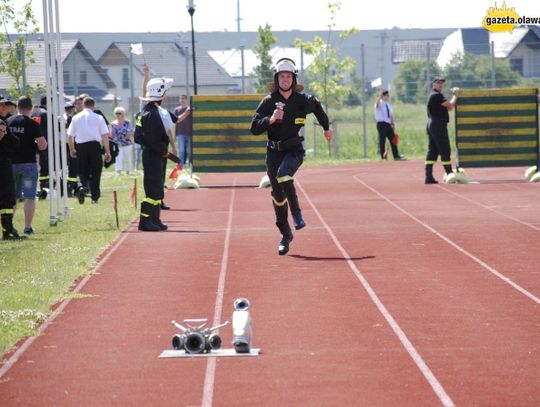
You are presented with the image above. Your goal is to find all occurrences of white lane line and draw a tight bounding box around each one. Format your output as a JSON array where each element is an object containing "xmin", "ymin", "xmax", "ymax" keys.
[
  {"xmin": 353, "ymin": 175, "xmax": 540, "ymax": 305},
  {"xmin": 436, "ymin": 185, "xmax": 540, "ymax": 232},
  {"xmin": 0, "ymin": 222, "xmax": 135, "ymax": 379},
  {"xmin": 297, "ymin": 181, "xmax": 456, "ymax": 407},
  {"xmin": 201, "ymin": 178, "xmax": 237, "ymax": 407}
]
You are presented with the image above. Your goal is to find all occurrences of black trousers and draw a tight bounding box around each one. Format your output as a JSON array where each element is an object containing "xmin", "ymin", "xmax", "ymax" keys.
[
  {"xmin": 142, "ymin": 147, "xmax": 165, "ymax": 201},
  {"xmin": 426, "ymin": 119, "xmax": 451, "ymax": 163},
  {"xmin": 266, "ymin": 147, "xmax": 304, "ymax": 228},
  {"xmin": 76, "ymin": 141, "xmax": 103, "ymax": 201},
  {"xmin": 0, "ymin": 162, "xmax": 16, "ymax": 210},
  {"xmin": 376, "ymin": 122, "xmax": 399, "ymax": 159}
]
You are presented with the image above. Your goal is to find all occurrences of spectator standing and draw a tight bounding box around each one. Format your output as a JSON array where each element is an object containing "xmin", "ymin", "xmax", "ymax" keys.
[
  {"xmin": 0, "ymin": 119, "xmax": 24, "ymax": 240},
  {"xmin": 67, "ymin": 97, "xmax": 111, "ymax": 204},
  {"xmin": 374, "ymin": 90, "xmax": 405, "ymax": 160},
  {"xmin": 8, "ymin": 96, "xmax": 48, "ymax": 235},
  {"xmin": 110, "ymin": 107, "xmax": 134, "ymax": 175},
  {"xmin": 425, "ymin": 77, "xmax": 459, "ymax": 184},
  {"xmin": 174, "ymin": 94, "xmax": 192, "ymax": 168}
]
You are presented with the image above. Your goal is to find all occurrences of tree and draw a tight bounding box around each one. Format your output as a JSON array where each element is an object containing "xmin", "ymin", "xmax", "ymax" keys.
[
  {"xmin": 443, "ymin": 52, "xmax": 520, "ymax": 89},
  {"xmin": 393, "ymin": 60, "xmax": 441, "ymax": 104},
  {"xmin": 294, "ymin": 1, "xmax": 357, "ymax": 114},
  {"xmin": 0, "ymin": 0, "xmax": 39, "ymax": 98},
  {"xmin": 252, "ymin": 24, "xmax": 277, "ymax": 94}
]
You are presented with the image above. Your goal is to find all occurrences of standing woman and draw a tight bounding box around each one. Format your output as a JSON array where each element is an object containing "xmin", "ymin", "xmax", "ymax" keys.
[{"xmin": 110, "ymin": 107, "xmax": 134, "ymax": 176}]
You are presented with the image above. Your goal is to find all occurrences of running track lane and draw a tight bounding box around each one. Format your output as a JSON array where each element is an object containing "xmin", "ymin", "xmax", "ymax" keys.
[{"xmin": 0, "ymin": 163, "xmax": 539, "ymax": 406}]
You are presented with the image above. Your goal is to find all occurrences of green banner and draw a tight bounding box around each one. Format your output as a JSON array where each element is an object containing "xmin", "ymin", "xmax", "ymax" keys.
[
  {"xmin": 192, "ymin": 95, "xmax": 266, "ymax": 173},
  {"xmin": 455, "ymin": 88, "xmax": 539, "ymax": 168}
]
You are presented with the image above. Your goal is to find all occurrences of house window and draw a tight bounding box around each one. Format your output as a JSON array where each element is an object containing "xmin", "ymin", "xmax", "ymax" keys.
[
  {"xmin": 63, "ymin": 71, "xmax": 70, "ymax": 85},
  {"xmin": 122, "ymin": 68, "xmax": 129, "ymax": 89},
  {"xmin": 80, "ymin": 70, "xmax": 87, "ymax": 85},
  {"xmin": 510, "ymin": 58, "xmax": 523, "ymax": 75}
]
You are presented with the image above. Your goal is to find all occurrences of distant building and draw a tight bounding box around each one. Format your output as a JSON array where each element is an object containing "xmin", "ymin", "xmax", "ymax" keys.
[
  {"xmin": 437, "ymin": 26, "xmax": 540, "ymax": 77},
  {"xmin": 0, "ymin": 39, "xmax": 115, "ymax": 111}
]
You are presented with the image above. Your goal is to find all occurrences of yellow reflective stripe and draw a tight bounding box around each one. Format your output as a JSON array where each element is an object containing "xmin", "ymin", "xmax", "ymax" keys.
[
  {"xmin": 38, "ymin": 176, "xmax": 49, "ymax": 180},
  {"xmin": 277, "ymin": 175, "xmax": 294, "ymax": 183},
  {"xmin": 144, "ymin": 197, "xmax": 161, "ymax": 206},
  {"xmin": 135, "ymin": 115, "xmax": 142, "ymax": 127},
  {"xmin": 141, "ymin": 213, "xmax": 151, "ymax": 218},
  {"xmin": 442, "ymin": 160, "xmax": 452, "ymax": 165},
  {"xmin": 0, "ymin": 208, "xmax": 14, "ymax": 214},
  {"xmin": 67, "ymin": 177, "xmax": 78, "ymax": 182},
  {"xmin": 295, "ymin": 118, "xmax": 306, "ymax": 125},
  {"xmin": 425, "ymin": 160, "xmax": 436, "ymax": 165},
  {"xmin": 272, "ymin": 197, "xmax": 288, "ymax": 206}
]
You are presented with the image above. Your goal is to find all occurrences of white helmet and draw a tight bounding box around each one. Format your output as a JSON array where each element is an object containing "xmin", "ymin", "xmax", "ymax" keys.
[
  {"xmin": 140, "ymin": 77, "xmax": 174, "ymax": 101},
  {"xmin": 274, "ymin": 58, "xmax": 298, "ymax": 76}
]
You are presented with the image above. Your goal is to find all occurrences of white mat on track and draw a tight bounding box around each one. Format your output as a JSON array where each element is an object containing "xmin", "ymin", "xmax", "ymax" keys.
[{"xmin": 159, "ymin": 348, "xmax": 260, "ymax": 358}]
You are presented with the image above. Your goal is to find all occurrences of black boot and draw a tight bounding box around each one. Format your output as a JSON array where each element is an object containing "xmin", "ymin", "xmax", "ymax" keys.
[
  {"xmin": 138, "ymin": 202, "xmax": 160, "ymax": 231},
  {"xmin": 277, "ymin": 222, "xmax": 293, "ymax": 256},
  {"xmin": 425, "ymin": 164, "xmax": 438, "ymax": 184},
  {"xmin": 151, "ymin": 204, "xmax": 168, "ymax": 231},
  {"xmin": 1, "ymin": 213, "xmax": 26, "ymax": 240},
  {"xmin": 443, "ymin": 164, "xmax": 453, "ymax": 175},
  {"xmin": 282, "ymin": 181, "xmax": 306, "ymax": 230}
]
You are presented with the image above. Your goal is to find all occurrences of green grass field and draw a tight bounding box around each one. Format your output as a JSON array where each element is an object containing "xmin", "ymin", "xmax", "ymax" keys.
[
  {"xmin": 0, "ymin": 171, "xmax": 140, "ymax": 356},
  {"xmin": 0, "ymin": 102, "xmax": 452, "ymax": 357}
]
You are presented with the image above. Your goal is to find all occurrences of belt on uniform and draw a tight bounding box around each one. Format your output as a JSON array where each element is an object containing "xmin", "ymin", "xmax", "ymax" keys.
[{"xmin": 267, "ymin": 136, "xmax": 304, "ymax": 151}]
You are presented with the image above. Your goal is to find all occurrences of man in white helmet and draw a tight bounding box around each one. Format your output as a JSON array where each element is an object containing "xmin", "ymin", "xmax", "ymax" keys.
[
  {"xmin": 251, "ymin": 58, "xmax": 333, "ymax": 255},
  {"xmin": 136, "ymin": 76, "xmax": 175, "ymax": 231}
]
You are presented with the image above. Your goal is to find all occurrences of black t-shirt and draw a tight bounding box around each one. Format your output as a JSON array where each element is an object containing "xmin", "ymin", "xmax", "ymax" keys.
[
  {"xmin": 427, "ymin": 89, "xmax": 449, "ymax": 123},
  {"xmin": 7, "ymin": 114, "xmax": 42, "ymax": 164}
]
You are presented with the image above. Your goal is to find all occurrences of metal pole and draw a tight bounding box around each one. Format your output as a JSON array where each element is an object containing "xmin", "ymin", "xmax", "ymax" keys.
[
  {"xmin": 54, "ymin": 0, "xmax": 69, "ymax": 217},
  {"xmin": 42, "ymin": 0, "xmax": 56, "ymax": 226},
  {"xmin": 240, "ymin": 45, "xmax": 245, "ymax": 93},
  {"xmin": 361, "ymin": 44, "xmax": 367, "ymax": 158},
  {"xmin": 188, "ymin": 3, "xmax": 198, "ymax": 95},
  {"xmin": 426, "ymin": 42, "xmax": 431, "ymax": 96},
  {"xmin": 129, "ymin": 51, "xmax": 134, "ymax": 123},
  {"xmin": 184, "ymin": 46, "xmax": 190, "ymax": 97},
  {"xmin": 491, "ymin": 41, "xmax": 496, "ymax": 88}
]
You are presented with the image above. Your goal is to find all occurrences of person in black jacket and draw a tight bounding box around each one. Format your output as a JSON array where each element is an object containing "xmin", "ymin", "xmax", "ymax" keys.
[
  {"xmin": 136, "ymin": 77, "xmax": 174, "ymax": 231},
  {"xmin": 0, "ymin": 119, "xmax": 24, "ymax": 240},
  {"xmin": 251, "ymin": 58, "xmax": 333, "ymax": 255},
  {"xmin": 425, "ymin": 77, "xmax": 459, "ymax": 184}
]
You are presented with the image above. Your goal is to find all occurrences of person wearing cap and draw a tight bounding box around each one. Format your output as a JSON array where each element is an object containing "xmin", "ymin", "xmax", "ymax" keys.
[
  {"xmin": 250, "ymin": 57, "xmax": 333, "ymax": 255},
  {"xmin": 8, "ymin": 96, "xmax": 48, "ymax": 235},
  {"xmin": 425, "ymin": 77, "xmax": 459, "ymax": 184},
  {"xmin": 374, "ymin": 90, "xmax": 405, "ymax": 161},
  {"xmin": 0, "ymin": 97, "xmax": 12, "ymax": 121},
  {"xmin": 0, "ymin": 118, "xmax": 25, "ymax": 240},
  {"xmin": 67, "ymin": 96, "xmax": 111, "ymax": 204},
  {"xmin": 135, "ymin": 76, "xmax": 174, "ymax": 231}
]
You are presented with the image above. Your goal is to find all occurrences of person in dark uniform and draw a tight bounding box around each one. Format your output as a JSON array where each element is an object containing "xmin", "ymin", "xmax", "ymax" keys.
[
  {"xmin": 136, "ymin": 77, "xmax": 174, "ymax": 231},
  {"xmin": 250, "ymin": 58, "xmax": 333, "ymax": 255},
  {"xmin": 30, "ymin": 95, "xmax": 49, "ymax": 199},
  {"xmin": 8, "ymin": 96, "xmax": 48, "ymax": 235},
  {"xmin": 425, "ymin": 77, "xmax": 459, "ymax": 184},
  {"xmin": 0, "ymin": 119, "xmax": 25, "ymax": 240}
]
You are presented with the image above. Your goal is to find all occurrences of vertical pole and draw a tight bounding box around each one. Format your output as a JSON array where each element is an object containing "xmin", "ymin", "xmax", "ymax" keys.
[
  {"xmin": 184, "ymin": 46, "xmax": 190, "ymax": 97},
  {"xmin": 54, "ymin": 0, "xmax": 69, "ymax": 217},
  {"xmin": 189, "ymin": 12, "xmax": 198, "ymax": 95},
  {"xmin": 361, "ymin": 44, "xmax": 367, "ymax": 158},
  {"xmin": 240, "ymin": 45, "xmax": 245, "ymax": 94},
  {"xmin": 129, "ymin": 51, "xmax": 134, "ymax": 123},
  {"xmin": 491, "ymin": 41, "xmax": 496, "ymax": 88},
  {"xmin": 426, "ymin": 42, "xmax": 431, "ymax": 96}
]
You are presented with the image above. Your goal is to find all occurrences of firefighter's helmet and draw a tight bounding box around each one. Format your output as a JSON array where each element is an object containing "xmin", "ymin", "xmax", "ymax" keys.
[{"xmin": 140, "ymin": 77, "xmax": 174, "ymax": 101}]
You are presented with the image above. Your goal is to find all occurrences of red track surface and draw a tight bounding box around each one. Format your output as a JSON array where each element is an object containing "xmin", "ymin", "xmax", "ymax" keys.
[{"xmin": 1, "ymin": 161, "xmax": 539, "ymax": 406}]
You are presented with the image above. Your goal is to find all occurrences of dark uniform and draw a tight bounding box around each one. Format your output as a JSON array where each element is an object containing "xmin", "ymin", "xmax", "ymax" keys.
[
  {"xmin": 137, "ymin": 102, "xmax": 170, "ymax": 231},
  {"xmin": 251, "ymin": 90, "xmax": 329, "ymax": 253},
  {"xmin": 30, "ymin": 105, "xmax": 49, "ymax": 197},
  {"xmin": 425, "ymin": 88, "xmax": 453, "ymax": 182},
  {"xmin": 0, "ymin": 120, "xmax": 24, "ymax": 239}
]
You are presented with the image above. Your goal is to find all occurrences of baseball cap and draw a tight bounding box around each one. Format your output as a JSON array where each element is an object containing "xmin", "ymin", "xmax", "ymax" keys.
[
  {"xmin": 432, "ymin": 76, "xmax": 446, "ymax": 83},
  {"xmin": 64, "ymin": 101, "xmax": 75, "ymax": 109}
]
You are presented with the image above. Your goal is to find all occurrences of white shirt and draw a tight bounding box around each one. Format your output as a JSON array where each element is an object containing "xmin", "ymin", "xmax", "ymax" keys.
[
  {"xmin": 374, "ymin": 100, "xmax": 393, "ymax": 124},
  {"xmin": 67, "ymin": 108, "xmax": 109, "ymax": 143},
  {"xmin": 158, "ymin": 105, "xmax": 174, "ymax": 133}
]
